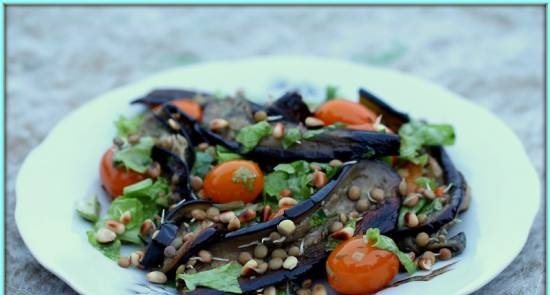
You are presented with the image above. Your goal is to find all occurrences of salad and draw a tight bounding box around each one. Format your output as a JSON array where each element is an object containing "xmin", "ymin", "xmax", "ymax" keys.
[{"xmin": 76, "ymin": 86, "xmax": 470, "ymax": 295}]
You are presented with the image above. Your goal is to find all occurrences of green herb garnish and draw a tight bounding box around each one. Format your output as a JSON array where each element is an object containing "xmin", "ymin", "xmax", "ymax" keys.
[
  {"xmin": 232, "ymin": 166, "xmax": 257, "ymax": 191},
  {"xmin": 325, "ymin": 85, "xmax": 339, "ymax": 101},
  {"xmin": 365, "ymin": 228, "xmax": 417, "ymax": 274},
  {"xmin": 282, "ymin": 127, "xmax": 302, "ymax": 149},
  {"xmin": 216, "ymin": 145, "xmax": 243, "ymax": 162}
]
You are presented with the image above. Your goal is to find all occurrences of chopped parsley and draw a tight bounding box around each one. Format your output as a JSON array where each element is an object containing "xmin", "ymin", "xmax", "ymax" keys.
[{"xmin": 232, "ymin": 166, "xmax": 258, "ymax": 191}]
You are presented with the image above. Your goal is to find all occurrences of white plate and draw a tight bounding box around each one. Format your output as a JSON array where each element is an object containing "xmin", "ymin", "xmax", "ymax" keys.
[{"xmin": 15, "ymin": 56, "xmax": 539, "ymax": 295}]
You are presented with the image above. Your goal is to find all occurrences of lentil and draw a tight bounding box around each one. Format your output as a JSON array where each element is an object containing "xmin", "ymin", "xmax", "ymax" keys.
[
  {"xmin": 347, "ymin": 185, "xmax": 361, "ymax": 201},
  {"xmin": 190, "ymin": 176, "xmax": 203, "ymax": 191},
  {"xmin": 146, "ymin": 271, "xmax": 167, "ymax": 284},
  {"xmin": 95, "ymin": 228, "xmax": 116, "ymax": 243},
  {"xmin": 283, "ymin": 256, "xmax": 298, "ymax": 270},
  {"xmin": 206, "ymin": 207, "xmax": 220, "ymax": 219},
  {"xmin": 355, "ymin": 199, "xmax": 369, "ymax": 212},
  {"xmin": 288, "ymin": 246, "xmax": 301, "ymax": 257},
  {"xmin": 254, "ymin": 244, "xmax": 268, "ymax": 259},
  {"xmin": 164, "ymin": 246, "xmax": 176, "ymax": 258},
  {"xmin": 254, "ymin": 111, "xmax": 268, "ymax": 122},
  {"xmin": 416, "ymin": 232, "xmax": 430, "ymax": 247},
  {"xmin": 198, "ymin": 250, "xmax": 213, "ymax": 263},
  {"xmin": 277, "ymin": 220, "xmax": 296, "ymax": 236},
  {"xmin": 238, "ymin": 251, "xmax": 253, "ymax": 265},
  {"xmin": 268, "ymin": 257, "xmax": 283, "ymax": 270}
]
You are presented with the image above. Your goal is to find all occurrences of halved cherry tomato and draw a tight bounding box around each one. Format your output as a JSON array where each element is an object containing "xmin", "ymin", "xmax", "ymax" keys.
[
  {"xmin": 315, "ymin": 99, "xmax": 377, "ymax": 126},
  {"xmin": 100, "ymin": 147, "xmax": 147, "ymax": 198},
  {"xmin": 203, "ymin": 160, "xmax": 264, "ymax": 203},
  {"xmin": 152, "ymin": 99, "xmax": 202, "ymax": 121},
  {"xmin": 327, "ymin": 236, "xmax": 399, "ymax": 294}
]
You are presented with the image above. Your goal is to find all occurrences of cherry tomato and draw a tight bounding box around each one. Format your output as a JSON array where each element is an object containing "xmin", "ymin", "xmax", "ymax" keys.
[
  {"xmin": 327, "ymin": 236, "xmax": 399, "ymax": 295},
  {"xmin": 100, "ymin": 147, "xmax": 147, "ymax": 198},
  {"xmin": 153, "ymin": 99, "xmax": 202, "ymax": 121},
  {"xmin": 203, "ymin": 160, "xmax": 264, "ymax": 203},
  {"xmin": 315, "ymin": 99, "xmax": 377, "ymax": 126}
]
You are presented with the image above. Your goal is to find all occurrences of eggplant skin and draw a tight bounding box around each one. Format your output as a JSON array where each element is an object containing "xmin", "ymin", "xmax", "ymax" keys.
[
  {"xmin": 266, "ymin": 91, "xmax": 313, "ymax": 123},
  {"xmin": 248, "ymin": 129, "xmax": 401, "ymax": 165},
  {"xmin": 132, "ymin": 89, "xmax": 209, "ymax": 106},
  {"xmin": 358, "ymin": 88, "xmax": 410, "ymax": 132},
  {"xmin": 358, "ymin": 87, "xmax": 469, "ymax": 236}
]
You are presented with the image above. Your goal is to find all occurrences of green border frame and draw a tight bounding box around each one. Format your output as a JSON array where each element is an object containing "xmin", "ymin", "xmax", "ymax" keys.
[{"xmin": 1, "ymin": 3, "xmax": 547, "ymax": 295}]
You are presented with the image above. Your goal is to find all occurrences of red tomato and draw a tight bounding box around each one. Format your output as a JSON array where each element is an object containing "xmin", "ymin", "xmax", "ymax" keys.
[
  {"xmin": 326, "ymin": 236, "xmax": 399, "ymax": 295},
  {"xmin": 99, "ymin": 147, "xmax": 147, "ymax": 198},
  {"xmin": 203, "ymin": 160, "xmax": 264, "ymax": 203},
  {"xmin": 153, "ymin": 99, "xmax": 202, "ymax": 121},
  {"xmin": 315, "ymin": 99, "xmax": 378, "ymax": 126}
]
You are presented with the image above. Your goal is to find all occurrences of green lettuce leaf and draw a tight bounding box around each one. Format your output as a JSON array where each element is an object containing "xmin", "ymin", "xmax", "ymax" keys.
[
  {"xmin": 365, "ymin": 228, "xmax": 417, "ymax": 274},
  {"xmin": 113, "ymin": 136, "xmax": 155, "ymax": 173},
  {"xmin": 192, "ymin": 150, "xmax": 215, "ymax": 178},
  {"xmin": 216, "ymin": 145, "xmax": 242, "ymax": 162},
  {"xmin": 282, "ymin": 127, "xmax": 302, "ymax": 149},
  {"xmin": 115, "ymin": 114, "xmax": 144, "ymax": 137},
  {"xmin": 415, "ymin": 176, "xmax": 437, "ymax": 190},
  {"xmin": 236, "ymin": 121, "xmax": 272, "ymax": 152},
  {"xmin": 178, "ymin": 262, "xmax": 242, "ymax": 294},
  {"xmin": 325, "ymin": 85, "xmax": 339, "ymax": 101},
  {"xmin": 76, "ymin": 194, "xmax": 100, "ymax": 223},
  {"xmin": 399, "ymin": 121, "xmax": 455, "ymax": 165},
  {"xmin": 86, "ymin": 230, "xmax": 121, "ymax": 260}
]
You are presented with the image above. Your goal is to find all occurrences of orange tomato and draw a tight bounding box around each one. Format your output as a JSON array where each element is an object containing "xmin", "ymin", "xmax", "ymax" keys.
[
  {"xmin": 315, "ymin": 99, "xmax": 377, "ymax": 126},
  {"xmin": 153, "ymin": 99, "xmax": 202, "ymax": 121},
  {"xmin": 327, "ymin": 237, "xmax": 399, "ymax": 295},
  {"xmin": 100, "ymin": 147, "xmax": 147, "ymax": 198},
  {"xmin": 203, "ymin": 160, "xmax": 264, "ymax": 203}
]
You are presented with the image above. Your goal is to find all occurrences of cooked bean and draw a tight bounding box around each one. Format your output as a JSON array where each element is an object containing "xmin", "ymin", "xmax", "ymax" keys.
[
  {"xmin": 288, "ymin": 246, "xmax": 301, "ymax": 257},
  {"xmin": 356, "ymin": 199, "xmax": 369, "ymax": 212},
  {"xmin": 416, "ymin": 232, "xmax": 430, "ymax": 247},
  {"xmin": 239, "ymin": 252, "xmax": 253, "ymax": 265},
  {"xmin": 271, "ymin": 248, "xmax": 287, "ymax": 259},
  {"xmin": 254, "ymin": 244, "xmax": 268, "ymax": 259},
  {"xmin": 347, "ymin": 185, "xmax": 361, "ymax": 201},
  {"xmin": 146, "ymin": 271, "xmax": 167, "ymax": 284},
  {"xmin": 268, "ymin": 257, "xmax": 283, "ymax": 270}
]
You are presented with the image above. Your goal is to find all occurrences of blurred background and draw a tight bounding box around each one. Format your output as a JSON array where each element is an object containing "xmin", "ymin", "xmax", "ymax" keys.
[{"xmin": 6, "ymin": 6, "xmax": 544, "ymax": 295}]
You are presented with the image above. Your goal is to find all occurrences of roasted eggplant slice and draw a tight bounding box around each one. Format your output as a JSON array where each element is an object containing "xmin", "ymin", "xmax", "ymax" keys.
[
  {"xmin": 265, "ymin": 91, "xmax": 313, "ymax": 123},
  {"xmin": 358, "ymin": 88, "xmax": 468, "ymax": 236},
  {"xmin": 359, "ymin": 88, "xmax": 410, "ymax": 132},
  {"xmin": 132, "ymin": 88, "xmax": 211, "ymax": 106},
  {"xmin": 172, "ymin": 160, "xmax": 402, "ymax": 293}
]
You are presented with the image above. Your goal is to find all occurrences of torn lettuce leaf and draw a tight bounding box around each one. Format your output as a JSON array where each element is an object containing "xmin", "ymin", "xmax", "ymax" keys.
[
  {"xmin": 177, "ymin": 262, "xmax": 242, "ymax": 294},
  {"xmin": 235, "ymin": 121, "xmax": 272, "ymax": 153},
  {"xmin": 399, "ymin": 121, "xmax": 455, "ymax": 165},
  {"xmin": 86, "ymin": 230, "xmax": 121, "ymax": 261},
  {"xmin": 76, "ymin": 194, "xmax": 100, "ymax": 223},
  {"xmin": 115, "ymin": 114, "xmax": 144, "ymax": 138},
  {"xmin": 113, "ymin": 136, "xmax": 155, "ymax": 173}
]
